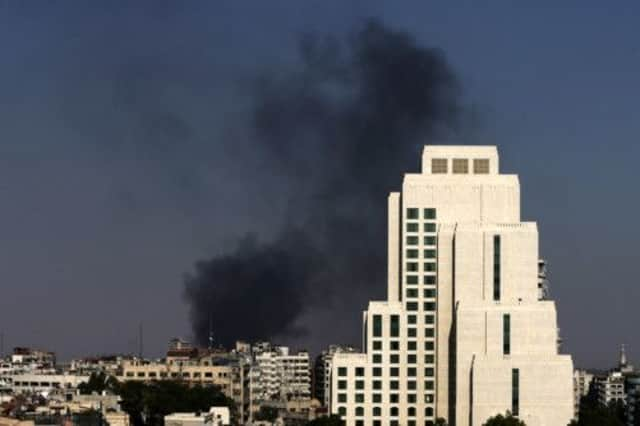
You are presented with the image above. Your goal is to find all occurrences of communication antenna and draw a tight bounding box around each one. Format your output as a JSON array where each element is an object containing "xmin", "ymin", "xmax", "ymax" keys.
[
  {"xmin": 208, "ymin": 315, "xmax": 214, "ymax": 351},
  {"xmin": 138, "ymin": 322, "xmax": 144, "ymax": 359}
]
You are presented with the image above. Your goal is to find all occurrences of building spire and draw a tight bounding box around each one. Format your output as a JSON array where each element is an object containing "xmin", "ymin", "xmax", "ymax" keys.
[{"xmin": 620, "ymin": 343, "xmax": 628, "ymax": 367}]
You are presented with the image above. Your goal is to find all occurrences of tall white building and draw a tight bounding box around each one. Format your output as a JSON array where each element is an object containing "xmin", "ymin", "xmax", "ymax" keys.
[{"xmin": 331, "ymin": 146, "xmax": 574, "ymax": 426}]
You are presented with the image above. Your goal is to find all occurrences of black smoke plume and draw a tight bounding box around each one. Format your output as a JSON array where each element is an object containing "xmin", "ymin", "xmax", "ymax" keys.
[{"xmin": 183, "ymin": 19, "xmax": 460, "ymax": 349}]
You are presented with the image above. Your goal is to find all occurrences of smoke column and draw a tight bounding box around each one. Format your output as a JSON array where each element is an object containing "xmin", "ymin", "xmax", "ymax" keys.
[{"xmin": 183, "ymin": 19, "xmax": 461, "ymax": 349}]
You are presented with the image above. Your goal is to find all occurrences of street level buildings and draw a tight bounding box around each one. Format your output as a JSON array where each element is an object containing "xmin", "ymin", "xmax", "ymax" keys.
[{"xmin": 330, "ymin": 146, "xmax": 574, "ymax": 426}]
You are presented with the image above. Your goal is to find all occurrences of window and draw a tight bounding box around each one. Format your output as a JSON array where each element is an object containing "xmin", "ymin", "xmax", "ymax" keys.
[
  {"xmin": 355, "ymin": 393, "xmax": 364, "ymax": 402},
  {"xmin": 407, "ymin": 208, "xmax": 420, "ymax": 219},
  {"xmin": 355, "ymin": 407, "xmax": 364, "ymax": 416},
  {"xmin": 408, "ymin": 328, "xmax": 417, "ymax": 337},
  {"xmin": 373, "ymin": 421, "xmax": 381, "ymax": 426},
  {"xmin": 474, "ymin": 158, "xmax": 490, "ymax": 174},
  {"xmin": 424, "ymin": 249, "xmax": 436, "ymax": 258},
  {"xmin": 494, "ymin": 235, "xmax": 501, "ymax": 301},
  {"xmin": 425, "ymin": 341, "xmax": 434, "ymax": 350},
  {"xmin": 426, "ymin": 407, "xmax": 434, "ymax": 417},
  {"xmin": 390, "ymin": 406, "xmax": 399, "ymax": 416},
  {"xmin": 407, "ymin": 302, "xmax": 419, "ymax": 311},
  {"xmin": 424, "ymin": 302, "xmax": 436, "ymax": 311},
  {"xmin": 390, "ymin": 381, "xmax": 399, "ymax": 390},
  {"xmin": 425, "ymin": 315, "xmax": 434, "ymax": 324},
  {"xmin": 407, "ymin": 235, "xmax": 419, "ymax": 245},
  {"xmin": 407, "ymin": 262, "xmax": 419, "ymax": 272},
  {"xmin": 425, "ymin": 368, "xmax": 434, "ymax": 377},
  {"xmin": 373, "ymin": 354, "xmax": 382, "ymax": 363},
  {"xmin": 425, "ymin": 328, "xmax": 434, "ymax": 337},
  {"xmin": 408, "ymin": 354, "xmax": 417, "ymax": 364},
  {"xmin": 390, "ymin": 354, "xmax": 399, "ymax": 364},
  {"xmin": 425, "ymin": 380, "xmax": 434, "ymax": 390},
  {"xmin": 390, "ymin": 315, "xmax": 400, "ymax": 337},
  {"xmin": 512, "ymin": 368, "xmax": 520, "ymax": 416},
  {"xmin": 432, "ymin": 158, "xmax": 447, "ymax": 174},
  {"xmin": 373, "ymin": 380, "xmax": 382, "ymax": 390},
  {"xmin": 390, "ymin": 367, "xmax": 399, "ymax": 377},
  {"xmin": 424, "ymin": 208, "xmax": 436, "ymax": 220},
  {"xmin": 338, "ymin": 380, "xmax": 347, "ymax": 389},
  {"xmin": 424, "ymin": 236, "xmax": 436, "ymax": 245},
  {"xmin": 408, "ymin": 315, "xmax": 417, "ymax": 324},
  {"xmin": 373, "ymin": 367, "xmax": 382, "ymax": 377},
  {"xmin": 503, "ymin": 314, "xmax": 511, "ymax": 355},
  {"xmin": 373, "ymin": 315, "xmax": 382, "ymax": 337},
  {"xmin": 356, "ymin": 421, "xmax": 364, "ymax": 426},
  {"xmin": 407, "ymin": 249, "xmax": 419, "ymax": 258},
  {"xmin": 424, "ymin": 262, "xmax": 436, "ymax": 271},
  {"xmin": 390, "ymin": 341, "xmax": 400, "ymax": 350},
  {"xmin": 408, "ymin": 367, "xmax": 417, "ymax": 377},
  {"xmin": 407, "ymin": 222, "xmax": 419, "ymax": 232},
  {"xmin": 373, "ymin": 394, "xmax": 382, "ymax": 403},
  {"xmin": 408, "ymin": 380, "xmax": 417, "ymax": 390},
  {"xmin": 407, "ymin": 275, "xmax": 419, "ymax": 285},
  {"xmin": 424, "ymin": 275, "xmax": 436, "ymax": 285},
  {"xmin": 373, "ymin": 406, "xmax": 381, "ymax": 416},
  {"xmin": 338, "ymin": 394, "xmax": 347, "ymax": 403},
  {"xmin": 424, "ymin": 289, "xmax": 436, "ymax": 298},
  {"xmin": 408, "ymin": 407, "xmax": 416, "ymax": 417},
  {"xmin": 356, "ymin": 367, "xmax": 365, "ymax": 377},
  {"xmin": 425, "ymin": 354, "xmax": 434, "ymax": 364},
  {"xmin": 452, "ymin": 158, "xmax": 469, "ymax": 174},
  {"xmin": 373, "ymin": 340, "xmax": 382, "ymax": 350},
  {"xmin": 408, "ymin": 341, "xmax": 417, "ymax": 350},
  {"xmin": 338, "ymin": 407, "xmax": 346, "ymax": 416},
  {"xmin": 424, "ymin": 223, "xmax": 436, "ymax": 232}
]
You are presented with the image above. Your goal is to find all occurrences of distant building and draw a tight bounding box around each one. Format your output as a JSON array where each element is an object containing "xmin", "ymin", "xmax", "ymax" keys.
[
  {"xmin": 4, "ymin": 373, "xmax": 89, "ymax": 394},
  {"xmin": 164, "ymin": 407, "xmax": 230, "ymax": 426},
  {"xmin": 314, "ymin": 345, "xmax": 358, "ymax": 407},
  {"xmin": 249, "ymin": 344, "xmax": 311, "ymax": 419},
  {"xmin": 11, "ymin": 348, "xmax": 55, "ymax": 370},
  {"xmin": 593, "ymin": 344, "xmax": 636, "ymax": 408},
  {"xmin": 573, "ymin": 369, "xmax": 594, "ymax": 418}
]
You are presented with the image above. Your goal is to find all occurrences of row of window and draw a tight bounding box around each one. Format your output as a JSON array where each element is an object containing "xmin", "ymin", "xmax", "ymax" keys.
[
  {"xmin": 338, "ymin": 368, "xmax": 436, "ymax": 382},
  {"xmin": 406, "ymin": 236, "xmax": 437, "ymax": 246},
  {"xmin": 407, "ymin": 223, "xmax": 437, "ymax": 233},
  {"xmin": 406, "ymin": 275, "xmax": 436, "ymax": 285},
  {"xmin": 406, "ymin": 249, "xmax": 437, "ymax": 259},
  {"xmin": 341, "ymin": 420, "xmax": 437, "ymax": 426},
  {"xmin": 406, "ymin": 288, "xmax": 437, "ymax": 298},
  {"xmin": 338, "ymin": 393, "xmax": 435, "ymax": 404},
  {"xmin": 406, "ymin": 302, "xmax": 437, "ymax": 311},
  {"xmin": 124, "ymin": 371, "xmax": 227, "ymax": 378},
  {"xmin": 431, "ymin": 158, "xmax": 490, "ymax": 174},
  {"xmin": 336, "ymin": 405, "xmax": 435, "ymax": 418},
  {"xmin": 406, "ymin": 208, "xmax": 436, "ymax": 220},
  {"xmin": 371, "ymin": 353, "xmax": 436, "ymax": 364},
  {"xmin": 337, "ymin": 379, "xmax": 435, "ymax": 391},
  {"xmin": 406, "ymin": 262, "xmax": 437, "ymax": 272}
]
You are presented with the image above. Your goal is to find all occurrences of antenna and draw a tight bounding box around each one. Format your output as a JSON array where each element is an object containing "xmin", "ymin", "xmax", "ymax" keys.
[
  {"xmin": 138, "ymin": 322, "xmax": 143, "ymax": 359},
  {"xmin": 0, "ymin": 331, "xmax": 4, "ymax": 359},
  {"xmin": 208, "ymin": 315, "xmax": 214, "ymax": 351}
]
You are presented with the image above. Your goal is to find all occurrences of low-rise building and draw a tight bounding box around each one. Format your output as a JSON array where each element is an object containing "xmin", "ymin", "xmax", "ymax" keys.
[
  {"xmin": 164, "ymin": 407, "xmax": 230, "ymax": 426},
  {"xmin": 314, "ymin": 345, "xmax": 358, "ymax": 408},
  {"xmin": 573, "ymin": 369, "xmax": 594, "ymax": 418}
]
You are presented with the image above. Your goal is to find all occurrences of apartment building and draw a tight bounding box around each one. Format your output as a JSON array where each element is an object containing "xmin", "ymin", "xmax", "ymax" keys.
[
  {"xmin": 330, "ymin": 145, "xmax": 574, "ymax": 426},
  {"xmin": 315, "ymin": 345, "xmax": 358, "ymax": 408}
]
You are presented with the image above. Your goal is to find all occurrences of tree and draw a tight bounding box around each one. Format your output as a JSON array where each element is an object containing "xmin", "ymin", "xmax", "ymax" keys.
[
  {"xmin": 306, "ymin": 414, "xmax": 345, "ymax": 426},
  {"xmin": 483, "ymin": 412, "xmax": 526, "ymax": 426},
  {"xmin": 78, "ymin": 372, "xmax": 119, "ymax": 395},
  {"xmin": 254, "ymin": 406, "xmax": 279, "ymax": 422}
]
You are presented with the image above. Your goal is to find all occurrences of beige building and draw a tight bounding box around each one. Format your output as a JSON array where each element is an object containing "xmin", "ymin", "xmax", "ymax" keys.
[{"xmin": 331, "ymin": 146, "xmax": 574, "ymax": 426}]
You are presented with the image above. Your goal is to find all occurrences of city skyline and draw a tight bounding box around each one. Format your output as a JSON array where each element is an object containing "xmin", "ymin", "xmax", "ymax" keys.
[{"xmin": 1, "ymin": 2, "xmax": 640, "ymax": 370}]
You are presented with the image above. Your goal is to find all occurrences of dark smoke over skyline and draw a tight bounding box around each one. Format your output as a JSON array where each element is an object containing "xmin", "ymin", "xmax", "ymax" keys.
[{"xmin": 184, "ymin": 20, "xmax": 461, "ymax": 349}]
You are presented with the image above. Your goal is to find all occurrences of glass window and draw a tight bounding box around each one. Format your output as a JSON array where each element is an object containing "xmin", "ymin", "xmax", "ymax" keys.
[
  {"xmin": 452, "ymin": 158, "xmax": 469, "ymax": 174},
  {"xmin": 408, "ymin": 354, "xmax": 417, "ymax": 364},
  {"xmin": 407, "ymin": 249, "xmax": 419, "ymax": 259},
  {"xmin": 408, "ymin": 341, "xmax": 417, "ymax": 351},
  {"xmin": 338, "ymin": 393, "xmax": 347, "ymax": 403},
  {"xmin": 356, "ymin": 367, "xmax": 365, "ymax": 377},
  {"xmin": 503, "ymin": 313, "xmax": 511, "ymax": 355},
  {"xmin": 424, "ymin": 275, "xmax": 436, "ymax": 285},
  {"xmin": 494, "ymin": 235, "xmax": 501, "ymax": 301},
  {"xmin": 408, "ymin": 328, "xmax": 417, "ymax": 337},
  {"xmin": 373, "ymin": 354, "xmax": 382, "ymax": 364},
  {"xmin": 424, "ymin": 208, "xmax": 436, "ymax": 220},
  {"xmin": 425, "ymin": 394, "xmax": 434, "ymax": 403},
  {"xmin": 355, "ymin": 393, "xmax": 364, "ymax": 402},
  {"xmin": 408, "ymin": 315, "xmax": 417, "ymax": 324},
  {"xmin": 373, "ymin": 394, "xmax": 382, "ymax": 403},
  {"xmin": 408, "ymin": 381, "xmax": 417, "ymax": 390},
  {"xmin": 356, "ymin": 421, "xmax": 364, "ymax": 426},
  {"xmin": 407, "ymin": 262, "xmax": 419, "ymax": 272},
  {"xmin": 424, "ymin": 302, "xmax": 436, "ymax": 311},
  {"xmin": 390, "ymin": 341, "xmax": 400, "ymax": 351},
  {"xmin": 390, "ymin": 354, "xmax": 399, "ymax": 364},
  {"xmin": 425, "ymin": 328, "xmax": 434, "ymax": 338},
  {"xmin": 373, "ymin": 340, "xmax": 382, "ymax": 351},
  {"xmin": 425, "ymin": 315, "xmax": 434, "ymax": 324},
  {"xmin": 431, "ymin": 158, "xmax": 447, "ymax": 174},
  {"xmin": 407, "ymin": 208, "xmax": 419, "ymax": 219},
  {"xmin": 373, "ymin": 380, "xmax": 382, "ymax": 390},
  {"xmin": 373, "ymin": 367, "xmax": 382, "ymax": 377},
  {"xmin": 425, "ymin": 380, "xmax": 434, "ymax": 390},
  {"xmin": 408, "ymin": 367, "xmax": 417, "ymax": 377},
  {"xmin": 388, "ymin": 381, "xmax": 398, "ymax": 391},
  {"xmin": 390, "ymin": 406, "xmax": 399, "ymax": 416},
  {"xmin": 338, "ymin": 407, "xmax": 346, "ymax": 416},
  {"xmin": 390, "ymin": 367, "xmax": 399, "ymax": 377},
  {"xmin": 407, "ymin": 302, "xmax": 418, "ymax": 311},
  {"xmin": 424, "ymin": 249, "xmax": 436, "ymax": 259},
  {"xmin": 390, "ymin": 395, "xmax": 399, "ymax": 404},
  {"xmin": 424, "ymin": 289, "xmax": 436, "ymax": 298},
  {"xmin": 338, "ymin": 380, "xmax": 347, "ymax": 389},
  {"xmin": 426, "ymin": 407, "xmax": 434, "ymax": 417},
  {"xmin": 407, "ymin": 275, "xmax": 419, "ymax": 285},
  {"xmin": 425, "ymin": 354, "xmax": 434, "ymax": 364},
  {"xmin": 424, "ymin": 262, "xmax": 436, "ymax": 272},
  {"xmin": 425, "ymin": 341, "xmax": 434, "ymax": 351},
  {"xmin": 373, "ymin": 406, "xmax": 381, "ymax": 416},
  {"xmin": 424, "ymin": 236, "xmax": 436, "ymax": 245},
  {"xmin": 424, "ymin": 222, "xmax": 436, "ymax": 232},
  {"xmin": 407, "ymin": 222, "xmax": 419, "ymax": 233},
  {"xmin": 355, "ymin": 406, "xmax": 364, "ymax": 417},
  {"xmin": 407, "ymin": 236, "xmax": 419, "ymax": 246},
  {"xmin": 391, "ymin": 315, "xmax": 400, "ymax": 337},
  {"xmin": 425, "ymin": 368, "xmax": 434, "ymax": 377},
  {"xmin": 512, "ymin": 368, "xmax": 520, "ymax": 416},
  {"xmin": 338, "ymin": 367, "xmax": 347, "ymax": 376},
  {"xmin": 408, "ymin": 407, "xmax": 416, "ymax": 416},
  {"xmin": 373, "ymin": 315, "xmax": 382, "ymax": 337},
  {"xmin": 474, "ymin": 158, "xmax": 490, "ymax": 174}
]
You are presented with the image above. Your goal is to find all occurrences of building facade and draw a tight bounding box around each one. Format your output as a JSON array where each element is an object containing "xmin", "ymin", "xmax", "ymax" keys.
[
  {"xmin": 331, "ymin": 146, "xmax": 574, "ymax": 426},
  {"xmin": 573, "ymin": 369, "xmax": 594, "ymax": 418},
  {"xmin": 315, "ymin": 345, "xmax": 358, "ymax": 408}
]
